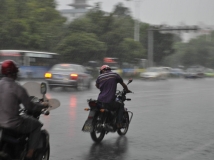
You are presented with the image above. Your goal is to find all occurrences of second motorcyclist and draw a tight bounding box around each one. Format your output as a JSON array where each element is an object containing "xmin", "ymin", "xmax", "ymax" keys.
[{"xmin": 95, "ymin": 65, "xmax": 132, "ymax": 129}]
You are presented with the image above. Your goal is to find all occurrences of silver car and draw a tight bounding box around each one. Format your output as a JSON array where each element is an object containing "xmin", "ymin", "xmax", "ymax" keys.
[{"xmin": 44, "ymin": 63, "xmax": 93, "ymax": 90}]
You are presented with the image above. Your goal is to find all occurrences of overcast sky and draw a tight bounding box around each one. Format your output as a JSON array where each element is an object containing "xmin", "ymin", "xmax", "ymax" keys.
[{"xmin": 56, "ymin": 0, "xmax": 214, "ymax": 26}]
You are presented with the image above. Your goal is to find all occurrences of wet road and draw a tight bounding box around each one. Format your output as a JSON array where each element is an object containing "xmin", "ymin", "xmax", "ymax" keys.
[{"xmin": 22, "ymin": 78, "xmax": 214, "ymax": 160}]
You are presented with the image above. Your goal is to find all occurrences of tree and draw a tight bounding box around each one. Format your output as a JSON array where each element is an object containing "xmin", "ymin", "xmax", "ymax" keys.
[
  {"xmin": 56, "ymin": 32, "xmax": 106, "ymax": 64},
  {"xmin": 163, "ymin": 32, "xmax": 214, "ymax": 68},
  {"xmin": 0, "ymin": 1, "xmax": 176, "ymax": 66},
  {"xmin": 113, "ymin": 3, "xmax": 131, "ymax": 17},
  {"xmin": 153, "ymin": 31, "xmax": 175, "ymax": 65},
  {"xmin": 118, "ymin": 38, "xmax": 146, "ymax": 62},
  {"xmin": 0, "ymin": 0, "xmax": 66, "ymax": 51}
]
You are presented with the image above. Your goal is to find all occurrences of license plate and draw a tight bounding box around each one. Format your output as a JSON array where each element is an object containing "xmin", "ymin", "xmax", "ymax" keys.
[
  {"xmin": 82, "ymin": 119, "xmax": 93, "ymax": 132},
  {"xmin": 54, "ymin": 75, "xmax": 63, "ymax": 79},
  {"xmin": 88, "ymin": 111, "xmax": 95, "ymax": 117}
]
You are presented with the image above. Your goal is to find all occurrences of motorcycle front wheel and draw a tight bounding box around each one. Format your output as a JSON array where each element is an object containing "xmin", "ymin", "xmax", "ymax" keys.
[
  {"xmin": 117, "ymin": 112, "xmax": 129, "ymax": 136},
  {"xmin": 90, "ymin": 130, "xmax": 105, "ymax": 143},
  {"xmin": 35, "ymin": 144, "xmax": 50, "ymax": 160}
]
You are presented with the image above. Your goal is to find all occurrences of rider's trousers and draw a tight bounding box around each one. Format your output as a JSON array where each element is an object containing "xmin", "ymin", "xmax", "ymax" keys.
[
  {"xmin": 102, "ymin": 101, "xmax": 124, "ymax": 123},
  {"xmin": 13, "ymin": 115, "xmax": 43, "ymax": 150}
]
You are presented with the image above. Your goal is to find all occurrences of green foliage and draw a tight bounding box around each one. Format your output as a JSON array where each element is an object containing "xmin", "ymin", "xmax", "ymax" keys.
[
  {"xmin": 113, "ymin": 2, "xmax": 131, "ymax": 17},
  {"xmin": 163, "ymin": 31, "xmax": 214, "ymax": 68},
  {"xmin": 56, "ymin": 32, "xmax": 106, "ymax": 64},
  {"xmin": 118, "ymin": 38, "xmax": 146, "ymax": 62},
  {"xmin": 0, "ymin": 1, "xmax": 176, "ymax": 66},
  {"xmin": 0, "ymin": 0, "xmax": 66, "ymax": 50},
  {"xmin": 58, "ymin": 3, "xmax": 150, "ymax": 64},
  {"xmin": 153, "ymin": 31, "xmax": 175, "ymax": 65}
]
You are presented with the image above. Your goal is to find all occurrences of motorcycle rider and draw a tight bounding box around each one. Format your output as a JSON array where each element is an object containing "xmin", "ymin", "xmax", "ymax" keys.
[
  {"xmin": 96, "ymin": 65, "xmax": 132, "ymax": 129},
  {"xmin": 0, "ymin": 60, "xmax": 48, "ymax": 160}
]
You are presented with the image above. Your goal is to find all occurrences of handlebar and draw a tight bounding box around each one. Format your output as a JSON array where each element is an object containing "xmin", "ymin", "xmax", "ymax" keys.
[
  {"xmin": 42, "ymin": 110, "xmax": 50, "ymax": 115},
  {"xmin": 19, "ymin": 105, "xmax": 52, "ymax": 116}
]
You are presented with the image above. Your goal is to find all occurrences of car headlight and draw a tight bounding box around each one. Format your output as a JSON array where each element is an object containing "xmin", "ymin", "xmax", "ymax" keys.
[{"xmin": 45, "ymin": 72, "xmax": 52, "ymax": 78}]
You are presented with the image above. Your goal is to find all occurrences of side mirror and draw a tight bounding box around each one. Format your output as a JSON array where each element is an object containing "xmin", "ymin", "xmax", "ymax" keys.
[
  {"xmin": 127, "ymin": 79, "xmax": 133, "ymax": 85},
  {"xmin": 40, "ymin": 82, "xmax": 47, "ymax": 95}
]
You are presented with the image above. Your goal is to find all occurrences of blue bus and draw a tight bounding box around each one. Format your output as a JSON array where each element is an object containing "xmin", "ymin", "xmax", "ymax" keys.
[{"xmin": 0, "ymin": 50, "xmax": 59, "ymax": 78}]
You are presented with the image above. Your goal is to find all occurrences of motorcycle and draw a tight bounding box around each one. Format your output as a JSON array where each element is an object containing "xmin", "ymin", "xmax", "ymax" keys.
[
  {"xmin": 0, "ymin": 82, "xmax": 60, "ymax": 160},
  {"xmin": 82, "ymin": 79, "xmax": 133, "ymax": 143}
]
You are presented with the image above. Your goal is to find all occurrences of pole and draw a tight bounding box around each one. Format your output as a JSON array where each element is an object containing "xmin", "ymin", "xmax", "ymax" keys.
[
  {"xmin": 134, "ymin": 0, "xmax": 140, "ymax": 41},
  {"xmin": 148, "ymin": 29, "xmax": 153, "ymax": 67},
  {"xmin": 134, "ymin": 0, "xmax": 140, "ymax": 42},
  {"xmin": 126, "ymin": 0, "xmax": 141, "ymax": 41}
]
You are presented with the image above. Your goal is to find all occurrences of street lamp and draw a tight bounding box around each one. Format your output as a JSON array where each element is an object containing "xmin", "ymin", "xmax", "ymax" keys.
[{"xmin": 126, "ymin": 0, "xmax": 142, "ymax": 41}]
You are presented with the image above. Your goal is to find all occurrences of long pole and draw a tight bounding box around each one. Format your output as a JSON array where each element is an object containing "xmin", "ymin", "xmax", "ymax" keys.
[
  {"xmin": 148, "ymin": 29, "xmax": 153, "ymax": 67},
  {"xmin": 134, "ymin": 0, "xmax": 141, "ymax": 41},
  {"xmin": 126, "ymin": 0, "xmax": 141, "ymax": 41}
]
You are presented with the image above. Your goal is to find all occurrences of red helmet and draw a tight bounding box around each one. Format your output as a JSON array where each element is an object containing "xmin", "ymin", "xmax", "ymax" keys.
[
  {"xmin": 100, "ymin": 65, "xmax": 111, "ymax": 74},
  {"xmin": 1, "ymin": 60, "xmax": 19, "ymax": 76}
]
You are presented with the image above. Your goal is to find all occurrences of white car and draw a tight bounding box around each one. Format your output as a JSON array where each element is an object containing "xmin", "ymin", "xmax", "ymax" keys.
[
  {"xmin": 111, "ymin": 67, "xmax": 122, "ymax": 76},
  {"xmin": 140, "ymin": 67, "xmax": 168, "ymax": 80}
]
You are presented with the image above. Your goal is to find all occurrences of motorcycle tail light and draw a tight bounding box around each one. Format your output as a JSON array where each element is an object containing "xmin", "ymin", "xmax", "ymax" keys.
[
  {"xmin": 70, "ymin": 73, "xmax": 78, "ymax": 80},
  {"xmin": 89, "ymin": 101, "xmax": 96, "ymax": 107},
  {"xmin": 45, "ymin": 72, "xmax": 52, "ymax": 78},
  {"xmin": 100, "ymin": 109, "xmax": 105, "ymax": 112}
]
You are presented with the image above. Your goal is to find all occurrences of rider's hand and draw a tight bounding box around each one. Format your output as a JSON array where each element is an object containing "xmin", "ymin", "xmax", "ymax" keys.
[
  {"xmin": 41, "ymin": 102, "xmax": 49, "ymax": 108},
  {"xmin": 126, "ymin": 89, "xmax": 132, "ymax": 93}
]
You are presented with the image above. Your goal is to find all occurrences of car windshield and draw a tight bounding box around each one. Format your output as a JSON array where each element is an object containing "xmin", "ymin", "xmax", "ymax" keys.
[
  {"xmin": 52, "ymin": 64, "xmax": 77, "ymax": 71},
  {"xmin": 186, "ymin": 68, "xmax": 194, "ymax": 72},
  {"xmin": 171, "ymin": 68, "xmax": 182, "ymax": 72},
  {"xmin": 146, "ymin": 67, "xmax": 159, "ymax": 72}
]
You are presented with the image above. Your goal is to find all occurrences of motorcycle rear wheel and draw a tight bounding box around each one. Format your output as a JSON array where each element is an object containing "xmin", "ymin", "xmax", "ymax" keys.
[
  {"xmin": 90, "ymin": 115, "xmax": 106, "ymax": 143},
  {"xmin": 117, "ymin": 112, "xmax": 129, "ymax": 136}
]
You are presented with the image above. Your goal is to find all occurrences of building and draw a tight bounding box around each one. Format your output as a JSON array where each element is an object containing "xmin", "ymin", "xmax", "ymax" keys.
[{"xmin": 59, "ymin": 0, "xmax": 91, "ymax": 23}]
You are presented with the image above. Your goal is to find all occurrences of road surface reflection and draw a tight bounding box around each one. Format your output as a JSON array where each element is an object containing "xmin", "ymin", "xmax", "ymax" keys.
[{"xmin": 83, "ymin": 136, "xmax": 129, "ymax": 160}]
